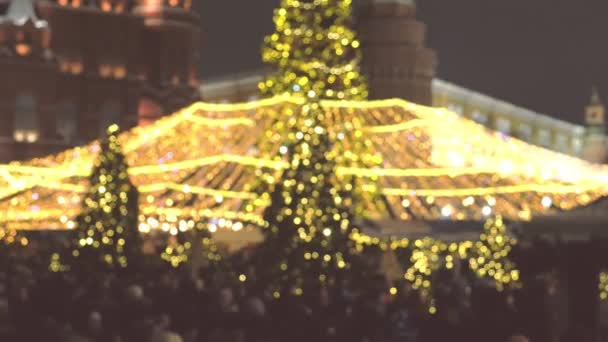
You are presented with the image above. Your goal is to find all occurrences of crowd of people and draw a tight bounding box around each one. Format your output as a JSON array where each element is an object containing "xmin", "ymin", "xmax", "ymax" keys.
[{"xmin": 0, "ymin": 236, "xmax": 594, "ymax": 342}]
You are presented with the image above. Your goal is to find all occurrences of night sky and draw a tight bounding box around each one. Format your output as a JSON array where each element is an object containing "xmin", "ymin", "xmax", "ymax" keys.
[{"xmin": 195, "ymin": 0, "xmax": 608, "ymax": 124}]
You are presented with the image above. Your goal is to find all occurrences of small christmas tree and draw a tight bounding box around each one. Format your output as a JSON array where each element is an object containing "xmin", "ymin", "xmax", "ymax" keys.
[
  {"xmin": 255, "ymin": 102, "xmax": 376, "ymax": 295},
  {"xmin": 259, "ymin": 0, "xmax": 368, "ymax": 101},
  {"xmin": 469, "ymin": 216, "xmax": 520, "ymax": 291},
  {"xmin": 72, "ymin": 125, "xmax": 140, "ymax": 270}
]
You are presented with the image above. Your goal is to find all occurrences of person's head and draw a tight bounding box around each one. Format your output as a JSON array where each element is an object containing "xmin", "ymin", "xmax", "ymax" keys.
[
  {"xmin": 319, "ymin": 286, "xmax": 330, "ymax": 307},
  {"xmin": 88, "ymin": 311, "xmax": 103, "ymax": 334},
  {"xmin": 157, "ymin": 313, "xmax": 171, "ymax": 330},
  {"xmin": 507, "ymin": 335, "xmax": 530, "ymax": 342},
  {"xmin": 219, "ymin": 287, "xmax": 234, "ymax": 309},
  {"xmin": 126, "ymin": 284, "xmax": 144, "ymax": 301},
  {"xmin": 245, "ymin": 297, "xmax": 266, "ymax": 317}
]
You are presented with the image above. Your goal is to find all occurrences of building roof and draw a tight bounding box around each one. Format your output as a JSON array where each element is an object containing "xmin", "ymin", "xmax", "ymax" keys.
[
  {"xmin": 0, "ymin": 0, "xmax": 47, "ymax": 28},
  {"xmin": 1, "ymin": 96, "xmax": 607, "ymax": 238}
]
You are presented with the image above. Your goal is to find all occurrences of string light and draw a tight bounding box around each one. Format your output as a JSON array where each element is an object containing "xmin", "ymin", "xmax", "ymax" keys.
[
  {"xmin": 0, "ymin": 96, "xmax": 606, "ymax": 231},
  {"xmin": 468, "ymin": 216, "xmax": 520, "ymax": 291}
]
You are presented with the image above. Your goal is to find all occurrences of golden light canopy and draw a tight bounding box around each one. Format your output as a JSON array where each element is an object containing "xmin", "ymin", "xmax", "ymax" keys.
[{"xmin": 1, "ymin": 96, "xmax": 607, "ymax": 233}]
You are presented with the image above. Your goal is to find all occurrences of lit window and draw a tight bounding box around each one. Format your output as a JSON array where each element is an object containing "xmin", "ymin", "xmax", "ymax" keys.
[
  {"xmin": 57, "ymin": 100, "xmax": 78, "ymax": 142},
  {"xmin": 537, "ymin": 129, "xmax": 551, "ymax": 147},
  {"xmin": 573, "ymin": 138, "xmax": 583, "ymax": 154},
  {"xmin": 99, "ymin": 64, "xmax": 113, "ymax": 78},
  {"xmin": 100, "ymin": 0, "xmax": 112, "ymax": 12},
  {"xmin": 555, "ymin": 134, "xmax": 568, "ymax": 152},
  {"xmin": 447, "ymin": 103, "xmax": 463, "ymax": 115},
  {"xmin": 495, "ymin": 117, "xmax": 511, "ymax": 134},
  {"xmin": 517, "ymin": 124, "xmax": 533, "ymax": 141},
  {"xmin": 114, "ymin": 66, "xmax": 127, "ymax": 79},
  {"xmin": 471, "ymin": 111, "xmax": 488, "ymax": 125},
  {"xmin": 14, "ymin": 94, "xmax": 39, "ymax": 144},
  {"xmin": 15, "ymin": 43, "xmax": 31, "ymax": 57}
]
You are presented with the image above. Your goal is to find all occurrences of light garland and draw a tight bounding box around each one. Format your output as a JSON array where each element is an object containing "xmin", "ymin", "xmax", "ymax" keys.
[
  {"xmin": 0, "ymin": 97, "xmax": 607, "ymax": 231},
  {"xmin": 468, "ymin": 216, "xmax": 520, "ymax": 291},
  {"xmin": 600, "ymin": 272, "xmax": 608, "ymax": 300}
]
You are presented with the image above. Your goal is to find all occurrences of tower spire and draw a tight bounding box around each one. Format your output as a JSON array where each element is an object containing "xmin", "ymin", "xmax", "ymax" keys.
[
  {"xmin": 582, "ymin": 86, "xmax": 607, "ymax": 163},
  {"xmin": 591, "ymin": 86, "xmax": 602, "ymax": 105}
]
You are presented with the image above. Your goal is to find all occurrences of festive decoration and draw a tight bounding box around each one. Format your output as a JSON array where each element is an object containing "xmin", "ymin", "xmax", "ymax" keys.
[
  {"xmin": 253, "ymin": 100, "xmax": 379, "ymax": 293},
  {"xmin": 404, "ymin": 237, "xmax": 445, "ymax": 296},
  {"xmin": 0, "ymin": 226, "xmax": 27, "ymax": 246},
  {"xmin": 252, "ymin": 0, "xmax": 382, "ymax": 293},
  {"xmin": 1, "ymin": 97, "xmax": 608, "ymax": 234},
  {"xmin": 468, "ymin": 216, "xmax": 520, "ymax": 291},
  {"xmin": 72, "ymin": 125, "xmax": 140, "ymax": 269},
  {"xmin": 160, "ymin": 228, "xmax": 222, "ymax": 269},
  {"xmin": 600, "ymin": 272, "xmax": 608, "ymax": 300},
  {"xmin": 259, "ymin": 0, "xmax": 368, "ymax": 101}
]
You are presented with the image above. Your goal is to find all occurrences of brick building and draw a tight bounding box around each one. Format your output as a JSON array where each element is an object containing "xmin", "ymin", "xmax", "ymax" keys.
[
  {"xmin": 200, "ymin": 0, "xmax": 606, "ymax": 163},
  {"xmin": 0, "ymin": 0, "xmax": 605, "ymax": 164},
  {"xmin": 0, "ymin": 0, "xmax": 200, "ymax": 162}
]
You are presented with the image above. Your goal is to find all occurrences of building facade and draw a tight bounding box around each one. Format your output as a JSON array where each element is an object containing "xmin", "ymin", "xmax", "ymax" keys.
[
  {"xmin": 0, "ymin": 0, "xmax": 605, "ymax": 163},
  {"xmin": 0, "ymin": 0, "xmax": 200, "ymax": 162},
  {"xmin": 199, "ymin": 0, "xmax": 605, "ymax": 162},
  {"xmin": 200, "ymin": 69, "xmax": 605, "ymax": 161}
]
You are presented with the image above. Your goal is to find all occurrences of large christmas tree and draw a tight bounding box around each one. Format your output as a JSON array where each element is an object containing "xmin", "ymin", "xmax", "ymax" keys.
[
  {"xmin": 72, "ymin": 125, "xmax": 140, "ymax": 270},
  {"xmin": 253, "ymin": 0, "xmax": 381, "ymax": 295},
  {"xmin": 259, "ymin": 0, "xmax": 368, "ymax": 101}
]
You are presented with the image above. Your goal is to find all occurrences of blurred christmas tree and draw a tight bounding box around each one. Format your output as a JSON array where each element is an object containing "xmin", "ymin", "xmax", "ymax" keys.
[
  {"xmin": 469, "ymin": 216, "xmax": 520, "ymax": 291},
  {"xmin": 72, "ymin": 125, "xmax": 140, "ymax": 270},
  {"xmin": 254, "ymin": 0, "xmax": 382, "ymax": 295},
  {"xmin": 259, "ymin": 0, "xmax": 368, "ymax": 101}
]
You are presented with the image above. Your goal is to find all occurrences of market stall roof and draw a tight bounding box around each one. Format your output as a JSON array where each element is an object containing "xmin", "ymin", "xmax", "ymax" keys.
[{"xmin": 1, "ymin": 96, "xmax": 607, "ymax": 238}]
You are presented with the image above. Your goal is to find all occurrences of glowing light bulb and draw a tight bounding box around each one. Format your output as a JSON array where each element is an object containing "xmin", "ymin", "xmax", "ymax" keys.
[{"xmin": 541, "ymin": 196, "xmax": 553, "ymax": 209}]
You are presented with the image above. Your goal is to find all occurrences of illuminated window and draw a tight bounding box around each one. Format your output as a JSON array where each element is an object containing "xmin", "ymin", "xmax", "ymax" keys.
[
  {"xmin": 573, "ymin": 137, "xmax": 583, "ymax": 154},
  {"xmin": 57, "ymin": 100, "xmax": 78, "ymax": 142},
  {"xmin": 70, "ymin": 60, "xmax": 83, "ymax": 75},
  {"xmin": 113, "ymin": 65, "xmax": 127, "ymax": 79},
  {"xmin": 100, "ymin": 0, "xmax": 112, "ymax": 11},
  {"xmin": 99, "ymin": 64, "xmax": 113, "ymax": 78},
  {"xmin": 447, "ymin": 103, "xmax": 463, "ymax": 115},
  {"xmin": 14, "ymin": 94, "xmax": 39, "ymax": 143},
  {"xmin": 99, "ymin": 100, "xmax": 121, "ymax": 136},
  {"xmin": 517, "ymin": 123, "xmax": 533, "ymax": 141},
  {"xmin": 555, "ymin": 134, "xmax": 568, "ymax": 152},
  {"xmin": 471, "ymin": 111, "xmax": 488, "ymax": 125},
  {"xmin": 537, "ymin": 129, "xmax": 552, "ymax": 147},
  {"xmin": 495, "ymin": 117, "xmax": 511, "ymax": 134}
]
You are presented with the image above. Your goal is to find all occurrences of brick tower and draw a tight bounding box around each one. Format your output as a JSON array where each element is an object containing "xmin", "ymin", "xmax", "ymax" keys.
[
  {"xmin": 0, "ymin": 0, "xmax": 201, "ymax": 162},
  {"xmin": 0, "ymin": 0, "xmax": 57, "ymax": 162},
  {"xmin": 357, "ymin": 0, "xmax": 437, "ymax": 105},
  {"xmin": 132, "ymin": 0, "xmax": 201, "ymax": 125},
  {"xmin": 582, "ymin": 87, "xmax": 607, "ymax": 163}
]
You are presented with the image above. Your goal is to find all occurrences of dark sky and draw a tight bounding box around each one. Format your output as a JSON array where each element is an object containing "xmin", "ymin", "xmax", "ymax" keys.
[{"xmin": 195, "ymin": 0, "xmax": 608, "ymax": 124}]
